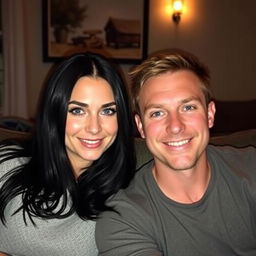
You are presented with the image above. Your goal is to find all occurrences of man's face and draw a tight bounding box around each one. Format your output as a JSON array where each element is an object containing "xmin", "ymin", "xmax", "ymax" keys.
[{"xmin": 135, "ymin": 70, "xmax": 215, "ymax": 172}]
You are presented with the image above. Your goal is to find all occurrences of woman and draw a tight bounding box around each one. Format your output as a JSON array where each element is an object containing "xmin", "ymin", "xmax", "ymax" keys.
[{"xmin": 0, "ymin": 52, "xmax": 136, "ymax": 255}]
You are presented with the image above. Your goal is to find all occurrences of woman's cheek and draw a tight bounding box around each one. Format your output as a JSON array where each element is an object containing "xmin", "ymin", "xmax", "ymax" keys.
[{"xmin": 66, "ymin": 118, "xmax": 83, "ymax": 134}]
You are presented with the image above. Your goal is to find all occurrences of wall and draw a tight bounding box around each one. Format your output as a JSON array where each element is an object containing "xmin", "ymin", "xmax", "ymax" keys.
[
  {"xmin": 25, "ymin": 0, "xmax": 256, "ymax": 117},
  {"xmin": 148, "ymin": 0, "xmax": 256, "ymax": 102}
]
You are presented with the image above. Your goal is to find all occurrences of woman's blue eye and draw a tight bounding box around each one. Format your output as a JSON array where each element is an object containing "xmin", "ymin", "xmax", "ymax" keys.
[
  {"xmin": 101, "ymin": 108, "xmax": 116, "ymax": 116},
  {"xmin": 69, "ymin": 108, "xmax": 84, "ymax": 115}
]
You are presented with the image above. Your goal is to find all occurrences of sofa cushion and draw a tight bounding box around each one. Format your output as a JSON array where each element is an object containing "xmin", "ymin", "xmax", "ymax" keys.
[
  {"xmin": 209, "ymin": 129, "xmax": 256, "ymax": 148},
  {"xmin": 135, "ymin": 129, "xmax": 256, "ymax": 168}
]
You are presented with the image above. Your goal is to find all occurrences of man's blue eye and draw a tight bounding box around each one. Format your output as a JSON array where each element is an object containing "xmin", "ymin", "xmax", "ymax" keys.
[
  {"xmin": 184, "ymin": 105, "xmax": 195, "ymax": 111},
  {"xmin": 151, "ymin": 111, "xmax": 162, "ymax": 117}
]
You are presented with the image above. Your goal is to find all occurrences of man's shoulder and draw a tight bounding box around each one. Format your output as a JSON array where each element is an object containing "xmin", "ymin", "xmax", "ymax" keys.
[
  {"xmin": 208, "ymin": 145, "xmax": 256, "ymax": 178},
  {"xmin": 96, "ymin": 160, "xmax": 160, "ymax": 256},
  {"xmin": 208, "ymin": 144, "xmax": 256, "ymax": 161}
]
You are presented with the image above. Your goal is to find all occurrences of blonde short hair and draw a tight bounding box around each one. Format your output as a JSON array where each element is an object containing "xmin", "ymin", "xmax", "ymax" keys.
[{"xmin": 129, "ymin": 49, "xmax": 212, "ymax": 113}]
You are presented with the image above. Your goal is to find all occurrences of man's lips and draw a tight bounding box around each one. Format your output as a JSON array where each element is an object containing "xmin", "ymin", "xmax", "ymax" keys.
[{"xmin": 164, "ymin": 139, "xmax": 190, "ymax": 147}]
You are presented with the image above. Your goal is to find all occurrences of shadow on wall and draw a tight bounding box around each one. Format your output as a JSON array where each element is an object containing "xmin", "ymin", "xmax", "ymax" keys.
[{"xmin": 211, "ymin": 99, "xmax": 256, "ymax": 135}]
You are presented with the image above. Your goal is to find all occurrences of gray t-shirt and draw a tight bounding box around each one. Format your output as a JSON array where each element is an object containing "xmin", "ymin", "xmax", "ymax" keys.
[
  {"xmin": 96, "ymin": 145, "xmax": 256, "ymax": 255},
  {"xmin": 0, "ymin": 155, "xmax": 98, "ymax": 256}
]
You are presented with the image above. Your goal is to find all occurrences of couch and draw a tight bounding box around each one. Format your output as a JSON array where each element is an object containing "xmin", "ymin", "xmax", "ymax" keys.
[{"xmin": 135, "ymin": 129, "xmax": 256, "ymax": 168}]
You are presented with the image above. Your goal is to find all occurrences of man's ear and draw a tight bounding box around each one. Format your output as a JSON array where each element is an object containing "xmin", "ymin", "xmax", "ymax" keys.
[
  {"xmin": 135, "ymin": 114, "xmax": 145, "ymax": 138},
  {"xmin": 208, "ymin": 101, "xmax": 216, "ymax": 128}
]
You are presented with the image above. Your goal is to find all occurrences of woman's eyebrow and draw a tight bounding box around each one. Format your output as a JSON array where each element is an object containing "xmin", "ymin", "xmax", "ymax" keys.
[
  {"xmin": 102, "ymin": 102, "xmax": 116, "ymax": 108},
  {"xmin": 68, "ymin": 101, "xmax": 116, "ymax": 108},
  {"xmin": 68, "ymin": 100, "xmax": 87, "ymax": 107}
]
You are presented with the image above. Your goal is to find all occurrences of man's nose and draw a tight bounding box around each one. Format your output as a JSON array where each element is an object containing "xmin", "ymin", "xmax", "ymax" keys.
[{"xmin": 166, "ymin": 112, "xmax": 185, "ymax": 134}]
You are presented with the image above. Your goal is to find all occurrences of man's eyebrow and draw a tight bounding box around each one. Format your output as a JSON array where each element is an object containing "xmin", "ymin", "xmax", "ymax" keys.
[
  {"xmin": 144, "ymin": 104, "xmax": 164, "ymax": 112},
  {"xmin": 180, "ymin": 97, "xmax": 202, "ymax": 104},
  {"xmin": 68, "ymin": 101, "xmax": 116, "ymax": 108},
  {"xmin": 143, "ymin": 97, "xmax": 203, "ymax": 112}
]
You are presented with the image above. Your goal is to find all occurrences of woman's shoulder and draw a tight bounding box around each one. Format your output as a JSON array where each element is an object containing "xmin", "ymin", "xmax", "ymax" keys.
[
  {"xmin": 0, "ymin": 145, "xmax": 28, "ymax": 178},
  {"xmin": 0, "ymin": 144, "xmax": 23, "ymax": 159}
]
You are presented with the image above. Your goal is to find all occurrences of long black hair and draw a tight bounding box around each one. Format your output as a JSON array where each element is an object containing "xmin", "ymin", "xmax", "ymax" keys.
[{"xmin": 0, "ymin": 52, "xmax": 136, "ymax": 224}]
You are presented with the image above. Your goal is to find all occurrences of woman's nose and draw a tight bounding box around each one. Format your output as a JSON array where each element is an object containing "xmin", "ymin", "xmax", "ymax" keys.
[{"xmin": 86, "ymin": 115, "xmax": 102, "ymax": 134}]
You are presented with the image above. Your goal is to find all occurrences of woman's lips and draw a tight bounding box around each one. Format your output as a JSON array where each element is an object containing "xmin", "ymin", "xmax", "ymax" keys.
[{"xmin": 79, "ymin": 138, "xmax": 103, "ymax": 148}]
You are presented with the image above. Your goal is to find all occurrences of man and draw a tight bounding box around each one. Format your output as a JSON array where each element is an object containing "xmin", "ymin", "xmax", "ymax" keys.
[{"xmin": 96, "ymin": 49, "xmax": 256, "ymax": 255}]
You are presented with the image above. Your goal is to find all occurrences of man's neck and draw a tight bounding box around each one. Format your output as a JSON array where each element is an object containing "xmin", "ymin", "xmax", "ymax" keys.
[{"xmin": 152, "ymin": 158, "xmax": 211, "ymax": 204}]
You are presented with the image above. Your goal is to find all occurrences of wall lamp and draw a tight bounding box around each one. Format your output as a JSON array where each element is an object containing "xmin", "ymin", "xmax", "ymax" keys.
[{"xmin": 172, "ymin": 0, "xmax": 183, "ymax": 24}]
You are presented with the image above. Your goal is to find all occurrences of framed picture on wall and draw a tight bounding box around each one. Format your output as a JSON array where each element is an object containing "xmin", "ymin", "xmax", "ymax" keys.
[{"xmin": 42, "ymin": 0, "xmax": 149, "ymax": 64}]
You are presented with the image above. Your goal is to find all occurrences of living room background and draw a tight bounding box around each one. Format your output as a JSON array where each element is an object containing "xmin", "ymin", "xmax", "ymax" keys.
[{"xmin": 2, "ymin": 0, "xmax": 256, "ymax": 119}]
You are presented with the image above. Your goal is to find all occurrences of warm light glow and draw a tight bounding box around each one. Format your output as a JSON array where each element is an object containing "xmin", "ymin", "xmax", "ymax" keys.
[
  {"xmin": 173, "ymin": 0, "xmax": 183, "ymax": 12},
  {"xmin": 172, "ymin": 0, "xmax": 184, "ymax": 24},
  {"xmin": 165, "ymin": 4, "xmax": 172, "ymax": 15}
]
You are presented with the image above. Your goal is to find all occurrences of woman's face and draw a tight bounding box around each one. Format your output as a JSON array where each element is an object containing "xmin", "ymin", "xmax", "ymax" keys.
[{"xmin": 65, "ymin": 76, "xmax": 118, "ymax": 176}]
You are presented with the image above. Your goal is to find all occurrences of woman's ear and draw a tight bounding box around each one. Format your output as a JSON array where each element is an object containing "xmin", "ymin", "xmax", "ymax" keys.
[
  {"xmin": 135, "ymin": 114, "xmax": 145, "ymax": 138},
  {"xmin": 208, "ymin": 101, "xmax": 216, "ymax": 128}
]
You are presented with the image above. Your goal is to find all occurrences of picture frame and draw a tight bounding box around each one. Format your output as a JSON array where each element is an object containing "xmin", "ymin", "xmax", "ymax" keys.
[{"xmin": 42, "ymin": 0, "xmax": 149, "ymax": 64}]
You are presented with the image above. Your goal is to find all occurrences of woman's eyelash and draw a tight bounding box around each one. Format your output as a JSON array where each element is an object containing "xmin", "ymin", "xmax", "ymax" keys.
[
  {"xmin": 68, "ymin": 106, "xmax": 117, "ymax": 116},
  {"xmin": 102, "ymin": 108, "xmax": 117, "ymax": 115},
  {"xmin": 68, "ymin": 107, "xmax": 84, "ymax": 115}
]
